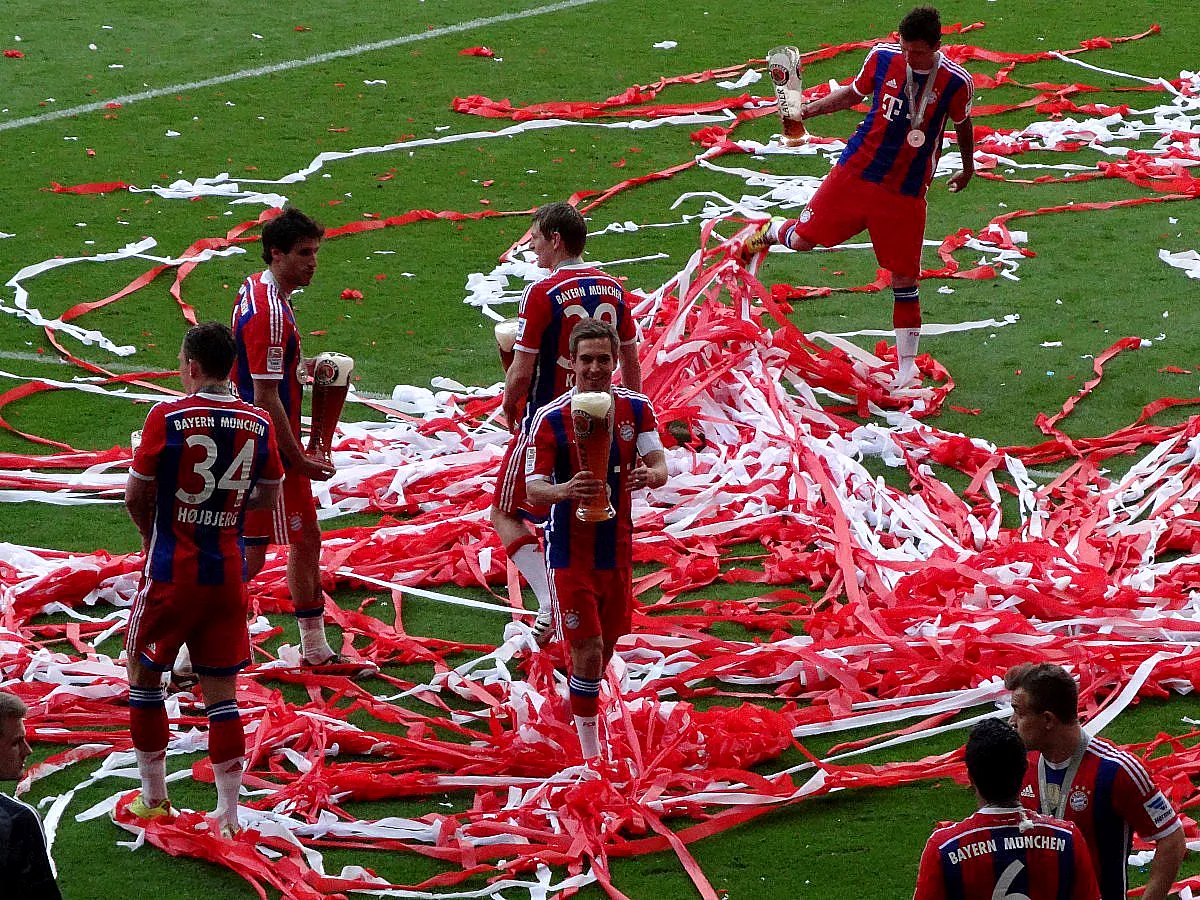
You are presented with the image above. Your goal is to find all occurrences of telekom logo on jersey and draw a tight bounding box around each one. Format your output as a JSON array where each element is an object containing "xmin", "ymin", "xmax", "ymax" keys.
[{"xmin": 880, "ymin": 88, "xmax": 938, "ymax": 123}]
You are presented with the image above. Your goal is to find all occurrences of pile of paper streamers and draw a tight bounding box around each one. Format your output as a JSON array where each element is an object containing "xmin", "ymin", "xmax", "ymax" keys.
[{"xmin": 2, "ymin": 21, "xmax": 1200, "ymax": 900}]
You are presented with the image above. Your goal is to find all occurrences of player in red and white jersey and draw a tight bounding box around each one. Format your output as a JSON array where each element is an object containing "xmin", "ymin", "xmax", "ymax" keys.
[
  {"xmin": 124, "ymin": 322, "xmax": 283, "ymax": 835},
  {"xmin": 526, "ymin": 320, "xmax": 667, "ymax": 763},
  {"xmin": 492, "ymin": 202, "xmax": 642, "ymax": 646},
  {"xmin": 746, "ymin": 6, "xmax": 975, "ymax": 391},
  {"xmin": 230, "ymin": 207, "xmax": 355, "ymax": 671},
  {"xmin": 1006, "ymin": 663, "xmax": 1187, "ymax": 900},
  {"xmin": 914, "ymin": 718, "xmax": 1099, "ymax": 900}
]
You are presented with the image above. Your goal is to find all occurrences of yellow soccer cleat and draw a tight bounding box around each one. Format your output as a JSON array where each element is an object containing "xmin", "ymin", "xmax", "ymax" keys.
[
  {"xmin": 741, "ymin": 217, "xmax": 785, "ymax": 258},
  {"xmin": 128, "ymin": 794, "xmax": 174, "ymax": 820}
]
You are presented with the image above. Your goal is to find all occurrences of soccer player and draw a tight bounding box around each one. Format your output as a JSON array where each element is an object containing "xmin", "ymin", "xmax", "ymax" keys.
[
  {"xmin": 491, "ymin": 202, "xmax": 642, "ymax": 645},
  {"xmin": 232, "ymin": 207, "xmax": 350, "ymax": 669},
  {"xmin": 746, "ymin": 5, "xmax": 975, "ymax": 389},
  {"xmin": 124, "ymin": 322, "xmax": 283, "ymax": 835},
  {"xmin": 1005, "ymin": 663, "xmax": 1187, "ymax": 900},
  {"xmin": 525, "ymin": 320, "xmax": 666, "ymax": 762},
  {"xmin": 0, "ymin": 692, "xmax": 62, "ymax": 898},
  {"xmin": 913, "ymin": 718, "xmax": 1098, "ymax": 900}
]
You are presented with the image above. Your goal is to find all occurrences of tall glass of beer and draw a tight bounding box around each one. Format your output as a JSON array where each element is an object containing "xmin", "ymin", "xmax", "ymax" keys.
[{"xmin": 767, "ymin": 45, "xmax": 806, "ymax": 146}]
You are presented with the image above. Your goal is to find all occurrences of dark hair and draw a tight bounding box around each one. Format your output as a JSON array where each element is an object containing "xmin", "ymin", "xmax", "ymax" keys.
[
  {"xmin": 532, "ymin": 201, "xmax": 587, "ymax": 257},
  {"xmin": 1004, "ymin": 662, "xmax": 1079, "ymax": 724},
  {"xmin": 261, "ymin": 207, "xmax": 324, "ymax": 264},
  {"xmin": 569, "ymin": 319, "xmax": 619, "ymax": 357},
  {"xmin": 183, "ymin": 322, "xmax": 237, "ymax": 380},
  {"xmin": 966, "ymin": 719, "xmax": 1028, "ymax": 803},
  {"xmin": 899, "ymin": 6, "xmax": 942, "ymax": 46}
]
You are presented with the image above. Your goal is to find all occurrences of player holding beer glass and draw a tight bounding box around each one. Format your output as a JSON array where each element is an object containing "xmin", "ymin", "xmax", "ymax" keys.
[
  {"xmin": 526, "ymin": 320, "xmax": 667, "ymax": 764},
  {"xmin": 491, "ymin": 202, "xmax": 642, "ymax": 647}
]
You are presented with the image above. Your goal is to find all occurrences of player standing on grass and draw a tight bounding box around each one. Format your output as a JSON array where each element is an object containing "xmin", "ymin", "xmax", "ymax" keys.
[
  {"xmin": 1006, "ymin": 663, "xmax": 1187, "ymax": 900},
  {"xmin": 491, "ymin": 202, "xmax": 642, "ymax": 646},
  {"xmin": 124, "ymin": 323, "xmax": 282, "ymax": 835},
  {"xmin": 232, "ymin": 207, "xmax": 360, "ymax": 670},
  {"xmin": 914, "ymin": 719, "xmax": 1099, "ymax": 900},
  {"xmin": 745, "ymin": 6, "xmax": 975, "ymax": 390},
  {"xmin": 525, "ymin": 320, "xmax": 666, "ymax": 762}
]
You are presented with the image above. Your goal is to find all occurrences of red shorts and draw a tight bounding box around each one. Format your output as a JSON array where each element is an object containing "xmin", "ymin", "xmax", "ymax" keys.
[
  {"xmin": 244, "ymin": 468, "xmax": 316, "ymax": 546},
  {"xmin": 126, "ymin": 578, "xmax": 251, "ymax": 675},
  {"xmin": 794, "ymin": 164, "xmax": 927, "ymax": 279},
  {"xmin": 551, "ymin": 567, "xmax": 633, "ymax": 648},
  {"xmin": 493, "ymin": 432, "xmax": 549, "ymax": 523}
]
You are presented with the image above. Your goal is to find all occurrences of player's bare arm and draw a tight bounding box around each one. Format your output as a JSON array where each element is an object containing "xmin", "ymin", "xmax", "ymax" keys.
[
  {"xmin": 252, "ymin": 379, "xmax": 334, "ymax": 481},
  {"xmin": 124, "ymin": 474, "xmax": 156, "ymax": 554},
  {"xmin": 948, "ymin": 116, "xmax": 976, "ymax": 193},
  {"xmin": 527, "ymin": 471, "xmax": 604, "ymax": 506},
  {"xmin": 618, "ymin": 342, "xmax": 642, "ymax": 393},
  {"xmin": 503, "ymin": 350, "xmax": 535, "ymax": 431},
  {"xmin": 245, "ymin": 480, "xmax": 281, "ymax": 511},
  {"xmin": 629, "ymin": 449, "xmax": 668, "ymax": 490},
  {"xmin": 1141, "ymin": 827, "xmax": 1187, "ymax": 900},
  {"xmin": 801, "ymin": 85, "xmax": 864, "ymax": 120}
]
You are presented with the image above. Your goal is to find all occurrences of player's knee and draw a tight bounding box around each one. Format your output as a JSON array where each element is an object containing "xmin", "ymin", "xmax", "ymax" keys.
[
  {"xmin": 571, "ymin": 637, "xmax": 605, "ymax": 679},
  {"xmin": 292, "ymin": 521, "xmax": 322, "ymax": 556}
]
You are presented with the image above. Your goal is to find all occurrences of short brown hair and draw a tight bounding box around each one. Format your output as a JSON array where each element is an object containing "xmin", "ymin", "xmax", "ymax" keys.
[
  {"xmin": 899, "ymin": 6, "xmax": 942, "ymax": 46},
  {"xmin": 261, "ymin": 206, "xmax": 324, "ymax": 264},
  {"xmin": 569, "ymin": 319, "xmax": 619, "ymax": 358},
  {"xmin": 1004, "ymin": 662, "xmax": 1078, "ymax": 724},
  {"xmin": 0, "ymin": 691, "xmax": 28, "ymax": 721},
  {"xmin": 532, "ymin": 202, "xmax": 587, "ymax": 256}
]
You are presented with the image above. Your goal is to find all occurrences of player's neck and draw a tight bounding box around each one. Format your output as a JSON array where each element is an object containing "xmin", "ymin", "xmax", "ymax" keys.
[
  {"xmin": 1042, "ymin": 725, "xmax": 1084, "ymax": 765},
  {"xmin": 266, "ymin": 266, "xmax": 296, "ymax": 296},
  {"xmin": 191, "ymin": 380, "xmax": 232, "ymax": 396},
  {"xmin": 553, "ymin": 255, "xmax": 583, "ymax": 271}
]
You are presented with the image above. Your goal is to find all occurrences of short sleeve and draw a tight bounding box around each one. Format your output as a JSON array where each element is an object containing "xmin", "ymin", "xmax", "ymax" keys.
[
  {"xmin": 911, "ymin": 835, "xmax": 945, "ymax": 900},
  {"xmin": 1111, "ymin": 757, "xmax": 1181, "ymax": 842},
  {"xmin": 617, "ymin": 290, "xmax": 639, "ymax": 344},
  {"xmin": 851, "ymin": 47, "xmax": 880, "ymax": 97},
  {"xmin": 527, "ymin": 415, "xmax": 559, "ymax": 482},
  {"xmin": 948, "ymin": 75, "xmax": 974, "ymax": 124},
  {"xmin": 130, "ymin": 404, "xmax": 167, "ymax": 481},
  {"xmin": 242, "ymin": 298, "xmax": 287, "ymax": 380},
  {"xmin": 515, "ymin": 282, "xmax": 551, "ymax": 355}
]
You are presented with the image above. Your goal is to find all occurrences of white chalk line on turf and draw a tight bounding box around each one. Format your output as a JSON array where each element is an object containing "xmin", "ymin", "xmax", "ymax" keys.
[{"xmin": 0, "ymin": 0, "xmax": 604, "ymax": 132}]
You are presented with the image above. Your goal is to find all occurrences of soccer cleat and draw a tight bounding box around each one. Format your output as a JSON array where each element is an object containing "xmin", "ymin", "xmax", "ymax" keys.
[
  {"xmin": 530, "ymin": 612, "xmax": 554, "ymax": 647},
  {"xmin": 128, "ymin": 794, "xmax": 174, "ymax": 821},
  {"xmin": 217, "ymin": 821, "xmax": 241, "ymax": 839},
  {"xmin": 303, "ymin": 653, "xmax": 379, "ymax": 677},
  {"xmin": 741, "ymin": 217, "xmax": 784, "ymax": 258}
]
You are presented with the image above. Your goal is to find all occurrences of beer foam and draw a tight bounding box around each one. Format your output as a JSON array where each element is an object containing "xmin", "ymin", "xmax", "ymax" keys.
[
  {"xmin": 494, "ymin": 318, "xmax": 519, "ymax": 352},
  {"xmin": 571, "ymin": 391, "xmax": 612, "ymax": 417}
]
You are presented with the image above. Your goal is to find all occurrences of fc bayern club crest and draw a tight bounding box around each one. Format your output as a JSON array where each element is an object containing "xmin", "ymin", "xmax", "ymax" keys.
[
  {"xmin": 620, "ymin": 423, "xmax": 636, "ymax": 442},
  {"xmin": 1068, "ymin": 787, "xmax": 1089, "ymax": 812},
  {"xmin": 564, "ymin": 612, "xmax": 580, "ymax": 631}
]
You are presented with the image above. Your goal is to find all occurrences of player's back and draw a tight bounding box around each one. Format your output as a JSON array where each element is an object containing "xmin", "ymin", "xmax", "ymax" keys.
[
  {"xmin": 516, "ymin": 264, "xmax": 636, "ymax": 428},
  {"xmin": 139, "ymin": 392, "xmax": 277, "ymax": 586},
  {"xmin": 919, "ymin": 807, "xmax": 1097, "ymax": 900}
]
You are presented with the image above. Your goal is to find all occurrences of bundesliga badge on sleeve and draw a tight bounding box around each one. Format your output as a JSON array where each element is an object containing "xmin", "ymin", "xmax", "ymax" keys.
[
  {"xmin": 570, "ymin": 391, "xmax": 616, "ymax": 523},
  {"xmin": 306, "ymin": 351, "xmax": 354, "ymax": 466},
  {"xmin": 767, "ymin": 45, "xmax": 806, "ymax": 147}
]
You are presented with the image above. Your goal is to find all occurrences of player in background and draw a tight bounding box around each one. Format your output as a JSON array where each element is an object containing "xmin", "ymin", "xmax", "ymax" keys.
[
  {"xmin": 914, "ymin": 718, "xmax": 1099, "ymax": 900},
  {"xmin": 491, "ymin": 202, "xmax": 642, "ymax": 645},
  {"xmin": 0, "ymin": 691, "xmax": 61, "ymax": 898},
  {"xmin": 124, "ymin": 323, "xmax": 283, "ymax": 835},
  {"xmin": 231, "ymin": 207, "xmax": 354, "ymax": 669},
  {"xmin": 745, "ymin": 6, "xmax": 975, "ymax": 390},
  {"xmin": 1006, "ymin": 663, "xmax": 1187, "ymax": 900},
  {"xmin": 526, "ymin": 320, "xmax": 667, "ymax": 762}
]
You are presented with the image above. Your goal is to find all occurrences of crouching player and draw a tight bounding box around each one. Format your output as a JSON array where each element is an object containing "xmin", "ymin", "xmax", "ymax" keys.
[
  {"xmin": 124, "ymin": 322, "xmax": 283, "ymax": 835},
  {"xmin": 525, "ymin": 320, "xmax": 667, "ymax": 762}
]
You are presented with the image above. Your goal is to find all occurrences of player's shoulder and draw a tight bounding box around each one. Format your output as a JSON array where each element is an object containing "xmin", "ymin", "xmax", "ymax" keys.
[
  {"xmin": 867, "ymin": 42, "xmax": 902, "ymax": 62},
  {"xmin": 614, "ymin": 386, "xmax": 652, "ymax": 405},
  {"xmin": 1087, "ymin": 735, "xmax": 1155, "ymax": 785},
  {"xmin": 938, "ymin": 54, "xmax": 973, "ymax": 89},
  {"xmin": 0, "ymin": 791, "xmax": 42, "ymax": 829},
  {"xmin": 530, "ymin": 391, "xmax": 573, "ymax": 427}
]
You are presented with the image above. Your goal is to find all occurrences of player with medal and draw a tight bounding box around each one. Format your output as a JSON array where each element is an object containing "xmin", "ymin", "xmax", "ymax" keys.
[
  {"xmin": 745, "ymin": 7, "xmax": 975, "ymax": 391},
  {"xmin": 526, "ymin": 320, "xmax": 667, "ymax": 765},
  {"xmin": 1005, "ymin": 663, "xmax": 1186, "ymax": 900}
]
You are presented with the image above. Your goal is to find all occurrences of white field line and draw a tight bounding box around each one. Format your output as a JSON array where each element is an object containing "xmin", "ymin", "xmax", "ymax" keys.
[{"xmin": 0, "ymin": 0, "xmax": 604, "ymax": 133}]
